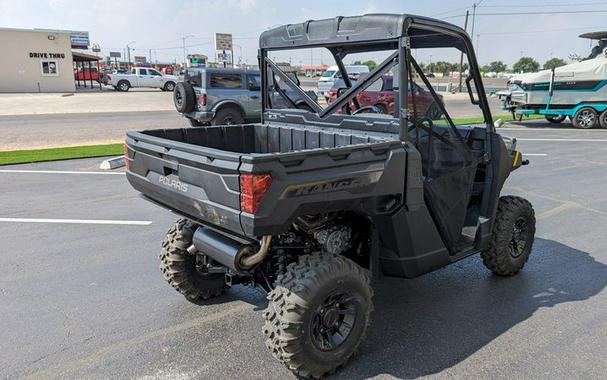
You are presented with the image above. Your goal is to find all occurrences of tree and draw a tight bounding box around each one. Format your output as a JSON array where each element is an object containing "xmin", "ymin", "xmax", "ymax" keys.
[
  {"xmin": 353, "ymin": 60, "xmax": 377, "ymax": 70},
  {"xmin": 482, "ymin": 61, "xmax": 507, "ymax": 73},
  {"xmin": 543, "ymin": 57, "xmax": 567, "ymax": 70},
  {"xmin": 512, "ymin": 57, "xmax": 540, "ymax": 73}
]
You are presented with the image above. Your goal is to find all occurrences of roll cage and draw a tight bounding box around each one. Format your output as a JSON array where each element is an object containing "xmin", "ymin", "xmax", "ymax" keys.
[{"xmin": 258, "ymin": 14, "xmax": 494, "ymax": 141}]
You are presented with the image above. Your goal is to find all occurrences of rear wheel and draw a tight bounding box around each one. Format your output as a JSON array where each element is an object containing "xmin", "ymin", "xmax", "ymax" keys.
[
  {"xmin": 212, "ymin": 106, "xmax": 244, "ymax": 125},
  {"xmin": 572, "ymin": 107, "xmax": 598, "ymax": 129},
  {"xmin": 598, "ymin": 110, "xmax": 607, "ymax": 129},
  {"xmin": 482, "ymin": 196, "xmax": 536, "ymax": 276},
  {"xmin": 117, "ymin": 80, "xmax": 130, "ymax": 92},
  {"xmin": 545, "ymin": 114, "xmax": 566, "ymax": 123},
  {"xmin": 160, "ymin": 219, "xmax": 227, "ymax": 301},
  {"xmin": 263, "ymin": 253, "xmax": 373, "ymax": 379},
  {"xmin": 164, "ymin": 81, "xmax": 176, "ymax": 92}
]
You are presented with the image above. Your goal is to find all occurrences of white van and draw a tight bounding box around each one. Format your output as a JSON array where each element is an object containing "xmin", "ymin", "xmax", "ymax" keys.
[{"xmin": 317, "ymin": 65, "xmax": 370, "ymax": 99}]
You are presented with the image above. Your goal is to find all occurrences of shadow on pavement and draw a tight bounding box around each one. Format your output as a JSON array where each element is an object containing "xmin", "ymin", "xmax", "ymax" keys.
[
  {"xmin": 336, "ymin": 238, "xmax": 607, "ymax": 379},
  {"xmin": 504, "ymin": 119, "xmax": 577, "ymax": 129}
]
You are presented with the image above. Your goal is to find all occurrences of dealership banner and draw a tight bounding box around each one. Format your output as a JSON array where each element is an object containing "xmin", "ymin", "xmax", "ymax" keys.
[{"xmin": 71, "ymin": 31, "xmax": 89, "ymax": 49}]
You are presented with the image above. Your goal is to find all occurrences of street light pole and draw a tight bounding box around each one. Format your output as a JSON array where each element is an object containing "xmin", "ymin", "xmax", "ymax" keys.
[
  {"xmin": 126, "ymin": 41, "xmax": 136, "ymax": 69},
  {"xmin": 182, "ymin": 35, "xmax": 195, "ymax": 69}
]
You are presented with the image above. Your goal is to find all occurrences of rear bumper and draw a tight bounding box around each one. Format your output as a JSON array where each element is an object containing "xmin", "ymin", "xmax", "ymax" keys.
[{"xmin": 183, "ymin": 110, "xmax": 215, "ymax": 122}]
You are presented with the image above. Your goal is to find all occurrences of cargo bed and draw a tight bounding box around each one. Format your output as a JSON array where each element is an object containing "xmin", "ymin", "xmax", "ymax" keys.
[{"xmin": 125, "ymin": 123, "xmax": 404, "ymax": 238}]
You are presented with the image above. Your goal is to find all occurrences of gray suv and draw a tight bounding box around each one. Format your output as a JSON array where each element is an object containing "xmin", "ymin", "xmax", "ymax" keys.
[{"xmin": 174, "ymin": 67, "xmax": 316, "ymax": 126}]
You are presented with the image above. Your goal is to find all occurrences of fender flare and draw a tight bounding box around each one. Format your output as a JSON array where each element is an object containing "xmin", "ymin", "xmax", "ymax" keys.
[{"xmin": 212, "ymin": 100, "xmax": 246, "ymax": 116}]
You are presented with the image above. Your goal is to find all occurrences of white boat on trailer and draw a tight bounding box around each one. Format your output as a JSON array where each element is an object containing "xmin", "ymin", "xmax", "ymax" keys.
[{"xmin": 498, "ymin": 32, "xmax": 607, "ymax": 129}]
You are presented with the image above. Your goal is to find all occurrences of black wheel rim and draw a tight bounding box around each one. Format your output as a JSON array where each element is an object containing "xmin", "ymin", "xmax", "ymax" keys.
[
  {"xmin": 175, "ymin": 90, "xmax": 183, "ymax": 107},
  {"xmin": 510, "ymin": 217, "xmax": 529, "ymax": 258},
  {"xmin": 311, "ymin": 292, "xmax": 357, "ymax": 351},
  {"xmin": 223, "ymin": 116, "xmax": 233, "ymax": 125}
]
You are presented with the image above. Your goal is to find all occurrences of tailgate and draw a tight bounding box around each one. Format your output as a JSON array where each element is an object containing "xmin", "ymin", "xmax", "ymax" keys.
[{"xmin": 125, "ymin": 131, "xmax": 244, "ymax": 236}]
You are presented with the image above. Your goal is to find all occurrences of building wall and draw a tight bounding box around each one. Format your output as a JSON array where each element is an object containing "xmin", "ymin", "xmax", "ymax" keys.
[{"xmin": 0, "ymin": 28, "xmax": 76, "ymax": 93}]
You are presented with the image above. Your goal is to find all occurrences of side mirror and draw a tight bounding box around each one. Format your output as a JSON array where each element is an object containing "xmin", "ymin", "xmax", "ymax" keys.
[{"xmin": 494, "ymin": 118, "xmax": 504, "ymax": 128}]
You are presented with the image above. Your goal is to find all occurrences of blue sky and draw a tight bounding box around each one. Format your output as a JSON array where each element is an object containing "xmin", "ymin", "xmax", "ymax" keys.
[{"xmin": 0, "ymin": 0, "xmax": 605, "ymax": 67}]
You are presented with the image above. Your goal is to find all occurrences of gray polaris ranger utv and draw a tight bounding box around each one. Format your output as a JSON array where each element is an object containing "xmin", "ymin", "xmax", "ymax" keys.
[{"xmin": 126, "ymin": 14, "xmax": 535, "ymax": 379}]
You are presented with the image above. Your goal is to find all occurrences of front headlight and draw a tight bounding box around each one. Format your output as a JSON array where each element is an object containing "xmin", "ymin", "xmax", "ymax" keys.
[{"xmin": 502, "ymin": 136, "xmax": 517, "ymax": 153}]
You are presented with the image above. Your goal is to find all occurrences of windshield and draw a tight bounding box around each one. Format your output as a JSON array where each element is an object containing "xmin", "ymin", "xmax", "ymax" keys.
[{"xmin": 321, "ymin": 70, "xmax": 336, "ymax": 78}]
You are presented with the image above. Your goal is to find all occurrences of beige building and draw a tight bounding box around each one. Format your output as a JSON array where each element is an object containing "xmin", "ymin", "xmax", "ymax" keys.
[{"xmin": 0, "ymin": 27, "xmax": 77, "ymax": 93}]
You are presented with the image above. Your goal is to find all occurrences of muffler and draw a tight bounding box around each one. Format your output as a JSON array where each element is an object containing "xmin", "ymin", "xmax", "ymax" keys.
[{"xmin": 191, "ymin": 227, "xmax": 271, "ymax": 272}]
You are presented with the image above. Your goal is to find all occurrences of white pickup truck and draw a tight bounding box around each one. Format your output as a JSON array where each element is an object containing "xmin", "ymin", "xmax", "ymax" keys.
[{"xmin": 107, "ymin": 67, "xmax": 178, "ymax": 92}]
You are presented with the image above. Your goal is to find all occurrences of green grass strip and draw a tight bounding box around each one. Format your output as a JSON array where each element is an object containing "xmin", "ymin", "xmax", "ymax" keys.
[
  {"xmin": 443, "ymin": 114, "xmax": 544, "ymax": 126},
  {"xmin": 0, "ymin": 143, "xmax": 124, "ymax": 166}
]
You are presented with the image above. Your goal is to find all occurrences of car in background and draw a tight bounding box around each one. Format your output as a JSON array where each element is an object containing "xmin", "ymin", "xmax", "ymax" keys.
[
  {"xmin": 174, "ymin": 67, "xmax": 317, "ymax": 126},
  {"xmin": 317, "ymin": 65, "xmax": 370, "ymax": 99},
  {"xmin": 74, "ymin": 67, "xmax": 100, "ymax": 81},
  {"xmin": 105, "ymin": 67, "xmax": 178, "ymax": 92},
  {"xmin": 327, "ymin": 75, "xmax": 443, "ymax": 119}
]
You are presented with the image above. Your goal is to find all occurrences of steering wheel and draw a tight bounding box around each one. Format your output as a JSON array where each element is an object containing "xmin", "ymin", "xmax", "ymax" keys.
[{"xmin": 352, "ymin": 105, "xmax": 383, "ymax": 115}]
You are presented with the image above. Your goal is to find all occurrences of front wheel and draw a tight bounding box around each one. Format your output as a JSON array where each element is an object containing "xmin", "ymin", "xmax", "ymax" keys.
[
  {"xmin": 482, "ymin": 196, "xmax": 536, "ymax": 276},
  {"xmin": 263, "ymin": 253, "xmax": 373, "ymax": 379},
  {"xmin": 160, "ymin": 219, "xmax": 227, "ymax": 301},
  {"xmin": 545, "ymin": 114, "xmax": 566, "ymax": 123}
]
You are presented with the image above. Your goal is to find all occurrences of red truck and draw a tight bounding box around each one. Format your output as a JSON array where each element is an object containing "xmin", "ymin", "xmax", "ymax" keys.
[
  {"xmin": 327, "ymin": 75, "xmax": 443, "ymax": 119},
  {"xmin": 74, "ymin": 67, "xmax": 100, "ymax": 81}
]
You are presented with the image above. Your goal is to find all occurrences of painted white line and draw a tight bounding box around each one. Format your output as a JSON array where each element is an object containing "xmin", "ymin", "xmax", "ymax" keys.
[
  {"xmin": 524, "ymin": 153, "xmax": 548, "ymax": 156},
  {"xmin": 0, "ymin": 218, "xmax": 151, "ymax": 225},
  {"xmin": 517, "ymin": 138, "xmax": 607, "ymax": 142},
  {"xmin": 501, "ymin": 128, "xmax": 607, "ymax": 132},
  {"xmin": 0, "ymin": 169, "xmax": 125, "ymax": 175}
]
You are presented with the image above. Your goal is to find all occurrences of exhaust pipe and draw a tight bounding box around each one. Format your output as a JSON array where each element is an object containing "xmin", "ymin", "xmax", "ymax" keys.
[{"xmin": 191, "ymin": 227, "xmax": 271, "ymax": 272}]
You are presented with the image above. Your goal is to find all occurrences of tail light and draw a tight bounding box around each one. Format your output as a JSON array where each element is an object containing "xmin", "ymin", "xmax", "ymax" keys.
[
  {"xmin": 124, "ymin": 144, "xmax": 130, "ymax": 171},
  {"xmin": 199, "ymin": 93, "xmax": 207, "ymax": 106},
  {"xmin": 240, "ymin": 174, "xmax": 272, "ymax": 214}
]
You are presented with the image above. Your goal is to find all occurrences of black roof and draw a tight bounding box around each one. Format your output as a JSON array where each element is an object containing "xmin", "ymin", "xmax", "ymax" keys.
[{"xmin": 259, "ymin": 13, "xmax": 468, "ymax": 52}]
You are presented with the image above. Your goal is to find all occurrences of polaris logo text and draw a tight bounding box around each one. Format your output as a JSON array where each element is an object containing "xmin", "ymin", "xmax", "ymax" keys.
[{"xmin": 159, "ymin": 176, "xmax": 188, "ymax": 192}]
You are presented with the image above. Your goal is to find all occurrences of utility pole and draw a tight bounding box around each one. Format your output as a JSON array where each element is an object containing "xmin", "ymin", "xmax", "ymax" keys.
[
  {"xmin": 470, "ymin": 0, "xmax": 483, "ymax": 51},
  {"xmin": 458, "ymin": 10, "xmax": 470, "ymax": 92}
]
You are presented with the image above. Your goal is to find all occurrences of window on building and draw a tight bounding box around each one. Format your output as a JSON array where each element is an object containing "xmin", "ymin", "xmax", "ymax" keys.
[
  {"xmin": 209, "ymin": 73, "xmax": 243, "ymax": 89},
  {"xmin": 41, "ymin": 60, "xmax": 59, "ymax": 76}
]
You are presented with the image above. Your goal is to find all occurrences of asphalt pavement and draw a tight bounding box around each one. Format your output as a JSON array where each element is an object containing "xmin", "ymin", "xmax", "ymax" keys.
[
  {"xmin": 1, "ymin": 124, "xmax": 606, "ymax": 379},
  {"xmin": 0, "ymin": 95, "xmax": 504, "ymax": 150}
]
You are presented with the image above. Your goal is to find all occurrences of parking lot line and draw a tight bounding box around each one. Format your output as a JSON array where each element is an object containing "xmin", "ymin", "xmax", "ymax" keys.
[
  {"xmin": 517, "ymin": 138, "xmax": 607, "ymax": 142},
  {"xmin": 524, "ymin": 153, "xmax": 548, "ymax": 156},
  {"xmin": 0, "ymin": 218, "xmax": 151, "ymax": 225},
  {"xmin": 0, "ymin": 169, "xmax": 125, "ymax": 175}
]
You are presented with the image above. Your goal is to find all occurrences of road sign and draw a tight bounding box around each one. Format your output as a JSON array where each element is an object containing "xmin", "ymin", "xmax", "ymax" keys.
[
  {"xmin": 109, "ymin": 51, "xmax": 121, "ymax": 58},
  {"xmin": 217, "ymin": 52, "xmax": 231, "ymax": 63},
  {"xmin": 215, "ymin": 33, "xmax": 233, "ymax": 50},
  {"xmin": 134, "ymin": 56, "xmax": 146, "ymax": 63}
]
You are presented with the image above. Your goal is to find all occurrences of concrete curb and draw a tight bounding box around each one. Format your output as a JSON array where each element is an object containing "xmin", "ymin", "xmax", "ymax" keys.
[{"xmin": 99, "ymin": 156, "xmax": 125, "ymax": 170}]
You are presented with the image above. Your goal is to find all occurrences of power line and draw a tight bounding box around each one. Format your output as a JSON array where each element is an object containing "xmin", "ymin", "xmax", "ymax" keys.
[
  {"xmin": 480, "ymin": 1, "xmax": 607, "ymax": 7},
  {"xmin": 443, "ymin": 9, "xmax": 607, "ymax": 19}
]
